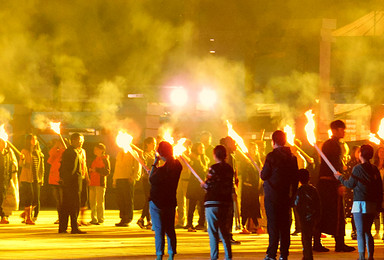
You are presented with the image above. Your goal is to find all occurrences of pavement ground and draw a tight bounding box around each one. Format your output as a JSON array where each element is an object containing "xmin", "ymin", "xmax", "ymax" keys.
[{"xmin": 0, "ymin": 210, "xmax": 384, "ymax": 260}]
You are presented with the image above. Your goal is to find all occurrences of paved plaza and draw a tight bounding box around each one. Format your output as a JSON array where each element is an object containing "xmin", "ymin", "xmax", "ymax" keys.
[{"xmin": 0, "ymin": 210, "xmax": 383, "ymax": 259}]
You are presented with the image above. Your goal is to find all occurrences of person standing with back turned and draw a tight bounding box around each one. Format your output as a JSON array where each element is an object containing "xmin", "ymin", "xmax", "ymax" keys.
[{"xmin": 260, "ymin": 130, "xmax": 299, "ymax": 260}]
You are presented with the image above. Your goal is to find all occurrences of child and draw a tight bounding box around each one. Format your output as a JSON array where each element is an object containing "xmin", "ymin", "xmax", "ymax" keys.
[
  {"xmin": 294, "ymin": 169, "xmax": 320, "ymax": 260},
  {"xmin": 202, "ymin": 145, "xmax": 234, "ymax": 260}
]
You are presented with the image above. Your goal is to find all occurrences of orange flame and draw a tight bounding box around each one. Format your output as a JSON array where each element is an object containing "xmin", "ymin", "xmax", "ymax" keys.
[
  {"xmin": 0, "ymin": 124, "xmax": 9, "ymax": 142},
  {"xmin": 369, "ymin": 133, "xmax": 380, "ymax": 145},
  {"xmin": 377, "ymin": 118, "xmax": 384, "ymax": 140},
  {"xmin": 173, "ymin": 138, "xmax": 187, "ymax": 157},
  {"xmin": 304, "ymin": 110, "xmax": 316, "ymax": 146},
  {"xmin": 50, "ymin": 122, "xmax": 61, "ymax": 135},
  {"xmin": 227, "ymin": 120, "xmax": 248, "ymax": 153},
  {"xmin": 116, "ymin": 130, "xmax": 134, "ymax": 153},
  {"xmin": 328, "ymin": 129, "xmax": 332, "ymax": 139},
  {"xmin": 283, "ymin": 125, "xmax": 295, "ymax": 146},
  {"xmin": 162, "ymin": 128, "xmax": 174, "ymax": 145}
]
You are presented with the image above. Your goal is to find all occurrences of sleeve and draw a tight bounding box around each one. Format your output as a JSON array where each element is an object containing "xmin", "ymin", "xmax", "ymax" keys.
[
  {"xmin": 338, "ymin": 166, "xmax": 358, "ymax": 189},
  {"xmin": 260, "ymin": 153, "xmax": 272, "ymax": 181},
  {"xmin": 9, "ymin": 148, "xmax": 18, "ymax": 174}
]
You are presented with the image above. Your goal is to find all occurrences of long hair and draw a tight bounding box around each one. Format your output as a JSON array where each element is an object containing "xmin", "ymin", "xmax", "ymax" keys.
[{"xmin": 373, "ymin": 146, "xmax": 384, "ymax": 168}]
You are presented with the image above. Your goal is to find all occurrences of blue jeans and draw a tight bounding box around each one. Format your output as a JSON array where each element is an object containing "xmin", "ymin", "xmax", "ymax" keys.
[
  {"xmin": 205, "ymin": 206, "xmax": 232, "ymax": 260},
  {"xmin": 149, "ymin": 201, "xmax": 177, "ymax": 256},
  {"xmin": 353, "ymin": 212, "xmax": 375, "ymax": 259}
]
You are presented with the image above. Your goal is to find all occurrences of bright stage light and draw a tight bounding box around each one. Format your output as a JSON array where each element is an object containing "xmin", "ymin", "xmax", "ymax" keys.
[
  {"xmin": 170, "ymin": 88, "xmax": 188, "ymax": 107},
  {"xmin": 198, "ymin": 89, "xmax": 217, "ymax": 109}
]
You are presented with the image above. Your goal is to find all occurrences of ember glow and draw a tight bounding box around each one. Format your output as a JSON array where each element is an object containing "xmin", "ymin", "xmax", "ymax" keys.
[
  {"xmin": 115, "ymin": 130, "xmax": 134, "ymax": 153},
  {"xmin": 328, "ymin": 129, "xmax": 332, "ymax": 139},
  {"xmin": 226, "ymin": 120, "xmax": 248, "ymax": 153},
  {"xmin": 369, "ymin": 133, "xmax": 380, "ymax": 145},
  {"xmin": 377, "ymin": 118, "xmax": 384, "ymax": 140},
  {"xmin": 304, "ymin": 110, "xmax": 316, "ymax": 146},
  {"xmin": 283, "ymin": 125, "xmax": 295, "ymax": 146},
  {"xmin": 0, "ymin": 124, "xmax": 9, "ymax": 142},
  {"xmin": 50, "ymin": 122, "xmax": 62, "ymax": 135},
  {"xmin": 173, "ymin": 138, "xmax": 187, "ymax": 157}
]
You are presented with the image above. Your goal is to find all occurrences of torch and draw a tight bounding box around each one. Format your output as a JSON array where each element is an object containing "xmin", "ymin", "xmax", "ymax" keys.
[
  {"xmin": 304, "ymin": 110, "xmax": 337, "ymax": 174},
  {"xmin": 50, "ymin": 122, "xmax": 67, "ymax": 149},
  {"xmin": 0, "ymin": 124, "xmax": 22, "ymax": 156},
  {"xmin": 369, "ymin": 133, "xmax": 381, "ymax": 145},
  {"xmin": 226, "ymin": 120, "xmax": 261, "ymax": 172},
  {"xmin": 173, "ymin": 138, "xmax": 204, "ymax": 184},
  {"xmin": 115, "ymin": 130, "xmax": 150, "ymax": 173},
  {"xmin": 284, "ymin": 125, "xmax": 315, "ymax": 164}
]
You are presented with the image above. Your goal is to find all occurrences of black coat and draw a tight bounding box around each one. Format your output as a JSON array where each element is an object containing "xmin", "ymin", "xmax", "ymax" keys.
[
  {"xmin": 59, "ymin": 146, "xmax": 82, "ymax": 192},
  {"xmin": 260, "ymin": 146, "xmax": 299, "ymax": 206}
]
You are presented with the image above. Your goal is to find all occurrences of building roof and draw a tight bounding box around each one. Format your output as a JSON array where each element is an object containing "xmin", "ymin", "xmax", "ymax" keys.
[{"xmin": 333, "ymin": 11, "xmax": 384, "ymax": 37}]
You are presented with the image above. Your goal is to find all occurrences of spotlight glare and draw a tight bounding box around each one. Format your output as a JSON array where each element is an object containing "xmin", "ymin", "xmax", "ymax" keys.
[{"xmin": 170, "ymin": 88, "xmax": 188, "ymax": 107}]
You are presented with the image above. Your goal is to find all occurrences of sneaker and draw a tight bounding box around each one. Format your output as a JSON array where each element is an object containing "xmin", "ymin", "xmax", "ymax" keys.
[
  {"xmin": 335, "ymin": 244, "xmax": 355, "ymax": 252},
  {"xmin": 146, "ymin": 223, "xmax": 152, "ymax": 230},
  {"xmin": 137, "ymin": 218, "xmax": 145, "ymax": 229},
  {"xmin": 263, "ymin": 255, "xmax": 276, "ymax": 260},
  {"xmin": 313, "ymin": 244, "xmax": 330, "ymax": 252},
  {"xmin": 291, "ymin": 231, "xmax": 300, "ymax": 236},
  {"xmin": 230, "ymin": 238, "xmax": 241, "ymax": 245},
  {"xmin": 54, "ymin": 220, "xmax": 59, "ymax": 224},
  {"xmin": 71, "ymin": 229, "xmax": 87, "ymax": 234},
  {"xmin": 115, "ymin": 222, "xmax": 129, "ymax": 227},
  {"xmin": 351, "ymin": 231, "xmax": 357, "ymax": 240},
  {"xmin": 188, "ymin": 227, "xmax": 197, "ymax": 232},
  {"xmin": 373, "ymin": 232, "xmax": 380, "ymax": 239},
  {"xmin": 320, "ymin": 233, "xmax": 327, "ymax": 238},
  {"xmin": 89, "ymin": 221, "xmax": 99, "ymax": 225},
  {"xmin": 239, "ymin": 228, "xmax": 251, "ymax": 234}
]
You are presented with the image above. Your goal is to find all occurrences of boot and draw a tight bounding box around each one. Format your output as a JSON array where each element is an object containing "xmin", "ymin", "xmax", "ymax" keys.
[
  {"xmin": 25, "ymin": 206, "xmax": 35, "ymax": 225},
  {"xmin": 0, "ymin": 216, "xmax": 9, "ymax": 224}
]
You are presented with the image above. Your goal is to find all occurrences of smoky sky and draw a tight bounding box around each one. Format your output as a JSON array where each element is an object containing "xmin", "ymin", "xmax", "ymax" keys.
[{"xmin": 0, "ymin": 0, "xmax": 382, "ymax": 133}]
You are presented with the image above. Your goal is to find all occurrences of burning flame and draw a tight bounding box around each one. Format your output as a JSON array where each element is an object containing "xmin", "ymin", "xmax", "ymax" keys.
[
  {"xmin": 369, "ymin": 133, "xmax": 380, "ymax": 145},
  {"xmin": 328, "ymin": 129, "xmax": 332, "ymax": 139},
  {"xmin": 0, "ymin": 124, "xmax": 9, "ymax": 142},
  {"xmin": 173, "ymin": 138, "xmax": 187, "ymax": 157},
  {"xmin": 377, "ymin": 118, "xmax": 384, "ymax": 140},
  {"xmin": 162, "ymin": 129, "xmax": 174, "ymax": 145},
  {"xmin": 226, "ymin": 120, "xmax": 248, "ymax": 153},
  {"xmin": 116, "ymin": 130, "xmax": 134, "ymax": 153},
  {"xmin": 50, "ymin": 122, "xmax": 61, "ymax": 135},
  {"xmin": 304, "ymin": 110, "xmax": 316, "ymax": 146},
  {"xmin": 283, "ymin": 125, "xmax": 295, "ymax": 146}
]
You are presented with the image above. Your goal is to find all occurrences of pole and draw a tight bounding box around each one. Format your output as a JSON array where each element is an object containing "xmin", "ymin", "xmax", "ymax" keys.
[
  {"xmin": 179, "ymin": 155, "xmax": 204, "ymax": 184},
  {"xmin": 131, "ymin": 143, "xmax": 143, "ymax": 153},
  {"xmin": 127, "ymin": 148, "xmax": 150, "ymax": 173},
  {"xmin": 58, "ymin": 134, "xmax": 67, "ymax": 149},
  {"xmin": 314, "ymin": 143, "xmax": 337, "ymax": 174},
  {"xmin": 294, "ymin": 144, "xmax": 315, "ymax": 164},
  {"xmin": 6, "ymin": 141, "xmax": 21, "ymax": 156},
  {"xmin": 237, "ymin": 148, "xmax": 261, "ymax": 173}
]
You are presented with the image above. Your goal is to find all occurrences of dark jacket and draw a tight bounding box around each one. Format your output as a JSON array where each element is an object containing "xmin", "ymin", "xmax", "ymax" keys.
[
  {"xmin": 203, "ymin": 162, "xmax": 234, "ymax": 207},
  {"xmin": 260, "ymin": 146, "xmax": 299, "ymax": 205},
  {"xmin": 149, "ymin": 158, "xmax": 182, "ymax": 209},
  {"xmin": 319, "ymin": 137, "xmax": 344, "ymax": 179},
  {"xmin": 295, "ymin": 184, "xmax": 321, "ymax": 222},
  {"xmin": 338, "ymin": 162, "xmax": 383, "ymax": 210},
  {"xmin": 59, "ymin": 145, "xmax": 83, "ymax": 191}
]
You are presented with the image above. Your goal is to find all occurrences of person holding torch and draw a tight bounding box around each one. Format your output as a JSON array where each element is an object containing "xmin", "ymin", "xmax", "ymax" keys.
[
  {"xmin": 313, "ymin": 120, "xmax": 355, "ymax": 252},
  {"xmin": 149, "ymin": 141, "xmax": 182, "ymax": 260}
]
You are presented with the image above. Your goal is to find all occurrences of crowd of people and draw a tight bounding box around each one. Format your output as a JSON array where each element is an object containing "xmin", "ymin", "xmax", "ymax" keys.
[{"xmin": 0, "ymin": 119, "xmax": 383, "ymax": 260}]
